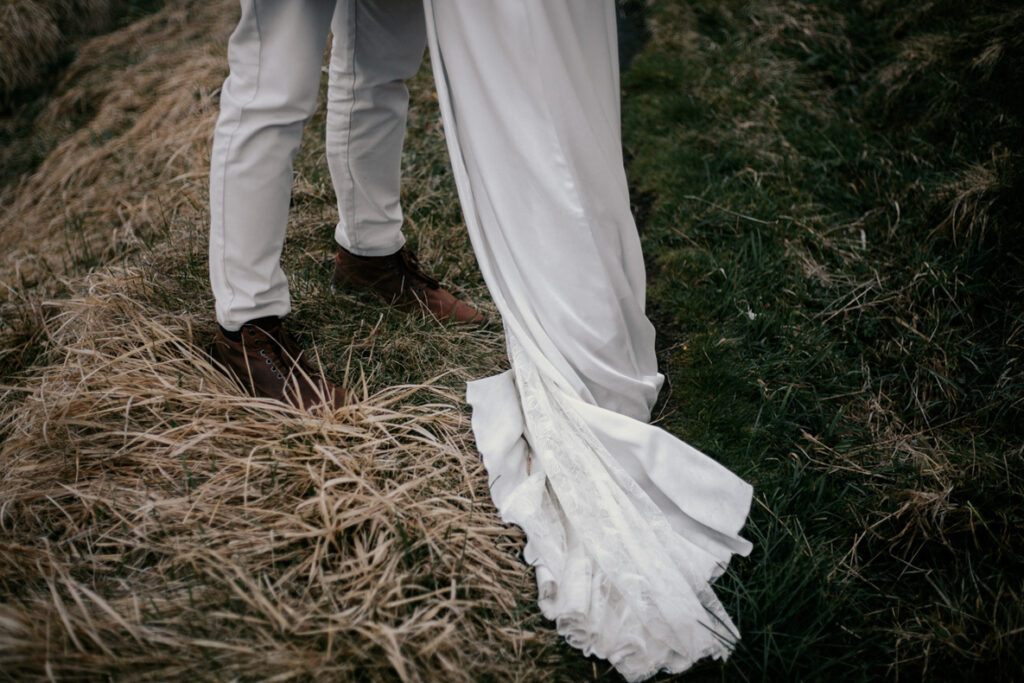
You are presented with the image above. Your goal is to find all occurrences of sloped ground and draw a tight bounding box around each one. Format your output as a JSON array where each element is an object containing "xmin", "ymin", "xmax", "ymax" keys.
[
  {"xmin": 0, "ymin": 1, "xmax": 566, "ymax": 680},
  {"xmin": 1, "ymin": 0, "xmax": 1022, "ymax": 681},
  {"xmin": 625, "ymin": 1, "xmax": 1023, "ymax": 680}
]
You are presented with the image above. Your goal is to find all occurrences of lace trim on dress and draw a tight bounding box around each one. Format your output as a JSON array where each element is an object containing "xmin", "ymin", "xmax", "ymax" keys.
[{"xmin": 469, "ymin": 333, "xmax": 753, "ymax": 682}]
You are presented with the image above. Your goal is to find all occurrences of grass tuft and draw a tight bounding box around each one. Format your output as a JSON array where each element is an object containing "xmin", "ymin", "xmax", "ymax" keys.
[{"xmin": 0, "ymin": 268, "xmax": 545, "ymax": 680}]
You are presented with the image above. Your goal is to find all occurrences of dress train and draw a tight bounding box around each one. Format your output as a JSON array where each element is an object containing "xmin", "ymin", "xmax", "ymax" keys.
[{"xmin": 423, "ymin": 2, "xmax": 754, "ymax": 679}]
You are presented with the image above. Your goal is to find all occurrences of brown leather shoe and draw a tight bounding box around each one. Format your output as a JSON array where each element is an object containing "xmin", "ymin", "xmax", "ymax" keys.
[
  {"xmin": 332, "ymin": 245, "xmax": 486, "ymax": 325},
  {"xmin": 209, "ymin": 319, "xmax": 349, "ymax": 410}
]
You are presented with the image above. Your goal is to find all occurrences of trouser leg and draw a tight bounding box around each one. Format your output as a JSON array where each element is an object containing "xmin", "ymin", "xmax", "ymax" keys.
[
  {"xmin": 209, "ymin": 0, "xmax": 335, "ymax": 330},
  {"xmin": 327, "ymin": 0, "xmax": 426, "ymax": 256}
]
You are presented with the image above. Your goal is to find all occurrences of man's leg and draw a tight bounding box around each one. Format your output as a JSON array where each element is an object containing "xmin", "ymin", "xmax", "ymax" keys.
[
  {"xmin": 209, "ymin": 0, "xmax": 348, "ymax": 409},
  {"xmin": 326, "ymin": 0, "xmax": 425, "ymax": 257},
  {"xmin": 209, "ymin": 0, "xmax": 335, "ymax": 331},
  {"xmin": 326, "ymin": 0, "xmax": 484, "ymax": 324}
]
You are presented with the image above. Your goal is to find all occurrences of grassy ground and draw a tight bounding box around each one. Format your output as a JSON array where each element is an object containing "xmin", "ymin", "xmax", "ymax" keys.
[
  {"xmin": 624, "ymin": 2, "xmax": 1023, "ymax": 680},
  {"xmin": 1, "ymin": 0, "xmax": 1022, "ymax": 680}
]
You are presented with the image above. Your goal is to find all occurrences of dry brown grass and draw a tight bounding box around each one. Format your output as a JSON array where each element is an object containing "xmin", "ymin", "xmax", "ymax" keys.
[
  {"xmin": 0, "ymin": 268, "xmax": 555, "ymax": 681},
  {"xmin": 862, "ymin": 1, "xmax": 1024, "ymax": 251},
  {"xmin": 0, "ymin": 0, "xmax": 129, "ymax": 99},
  {"xmin": 0, "ymin": 1, "xmax": 566, "ymax": 679},
  {"xmin": 934, "ymin": 145, "xmax": 1011, "ymax": 246},
  {"xmin": 0, "ymin": 0, "xmax": 234, "ymax": 297},
  {"xmin": 50, "ymin": 0, "xmax": 119, "ymax": 35},
  {"xmin": 0, "ymin": 0, "xmax": 62, "ymax": 96}
]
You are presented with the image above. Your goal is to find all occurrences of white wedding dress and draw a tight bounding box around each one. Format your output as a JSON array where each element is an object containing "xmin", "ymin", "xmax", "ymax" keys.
[{"xmin": 423, "ymin": 2, "xmax": 754, "ymax": 679}]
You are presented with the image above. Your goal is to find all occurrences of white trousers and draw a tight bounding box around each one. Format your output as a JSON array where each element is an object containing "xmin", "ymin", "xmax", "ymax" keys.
[{"xmin": 209, "ymin": 0, "xmax": 425, "ymax": 330}]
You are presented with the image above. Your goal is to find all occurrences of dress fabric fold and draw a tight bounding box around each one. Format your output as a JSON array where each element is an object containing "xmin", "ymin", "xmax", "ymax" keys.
[{"xmin": 423, "ymin": 1, "xmax": 754, "ymax": 679}]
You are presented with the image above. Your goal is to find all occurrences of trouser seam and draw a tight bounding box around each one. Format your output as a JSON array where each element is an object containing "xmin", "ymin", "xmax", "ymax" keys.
[
  {"xmin": 216, "ymin": 0, "xmax": 265, "ymax": 324},
  {"xmin": 343, "ymin": 0, "xmax": 360, "ymax": 251}
]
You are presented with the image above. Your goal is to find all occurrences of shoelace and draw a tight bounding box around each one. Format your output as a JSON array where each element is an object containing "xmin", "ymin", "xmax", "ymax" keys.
[
  {"xmin": 398, "ymin": 248, "xmax": 440, "ymax": 289},
  {"xmin": 248, "ymin": 330, "xmax": 288, "ymax": 382},
  {"xmin": 247, "ymin": 325, "xmax": 320, "ymax": 383}
]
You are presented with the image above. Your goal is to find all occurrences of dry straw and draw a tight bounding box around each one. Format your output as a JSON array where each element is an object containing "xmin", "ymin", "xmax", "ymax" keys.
[
  {"xmin": 0, "ymin": 1, "xmax": 563, "ymax": 678},
  {"xmin": 0, "ymin": 0, "xmax": 125, "ymax": 98},
  {"xmin": 0, "ymin": 0, "xmax": 62, "ymax": 96},
  {"xmin": 0, "ymin": 0, "xmax": 235, "ymax": 297},
  {"xmin": 0, "ymin": 269, "xmax": 550, "ymax": 680}
]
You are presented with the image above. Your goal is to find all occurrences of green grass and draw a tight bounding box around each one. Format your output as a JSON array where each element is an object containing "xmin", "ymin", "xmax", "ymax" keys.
[{"xmin": 623, "ymin": 1, "xmax": 1023, "ymax": 679}]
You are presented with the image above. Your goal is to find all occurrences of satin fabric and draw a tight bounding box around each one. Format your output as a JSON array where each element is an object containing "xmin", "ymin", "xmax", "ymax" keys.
[{"xmin": 424, "ymin": 1, "xmax": 755, "ymax": 680}]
